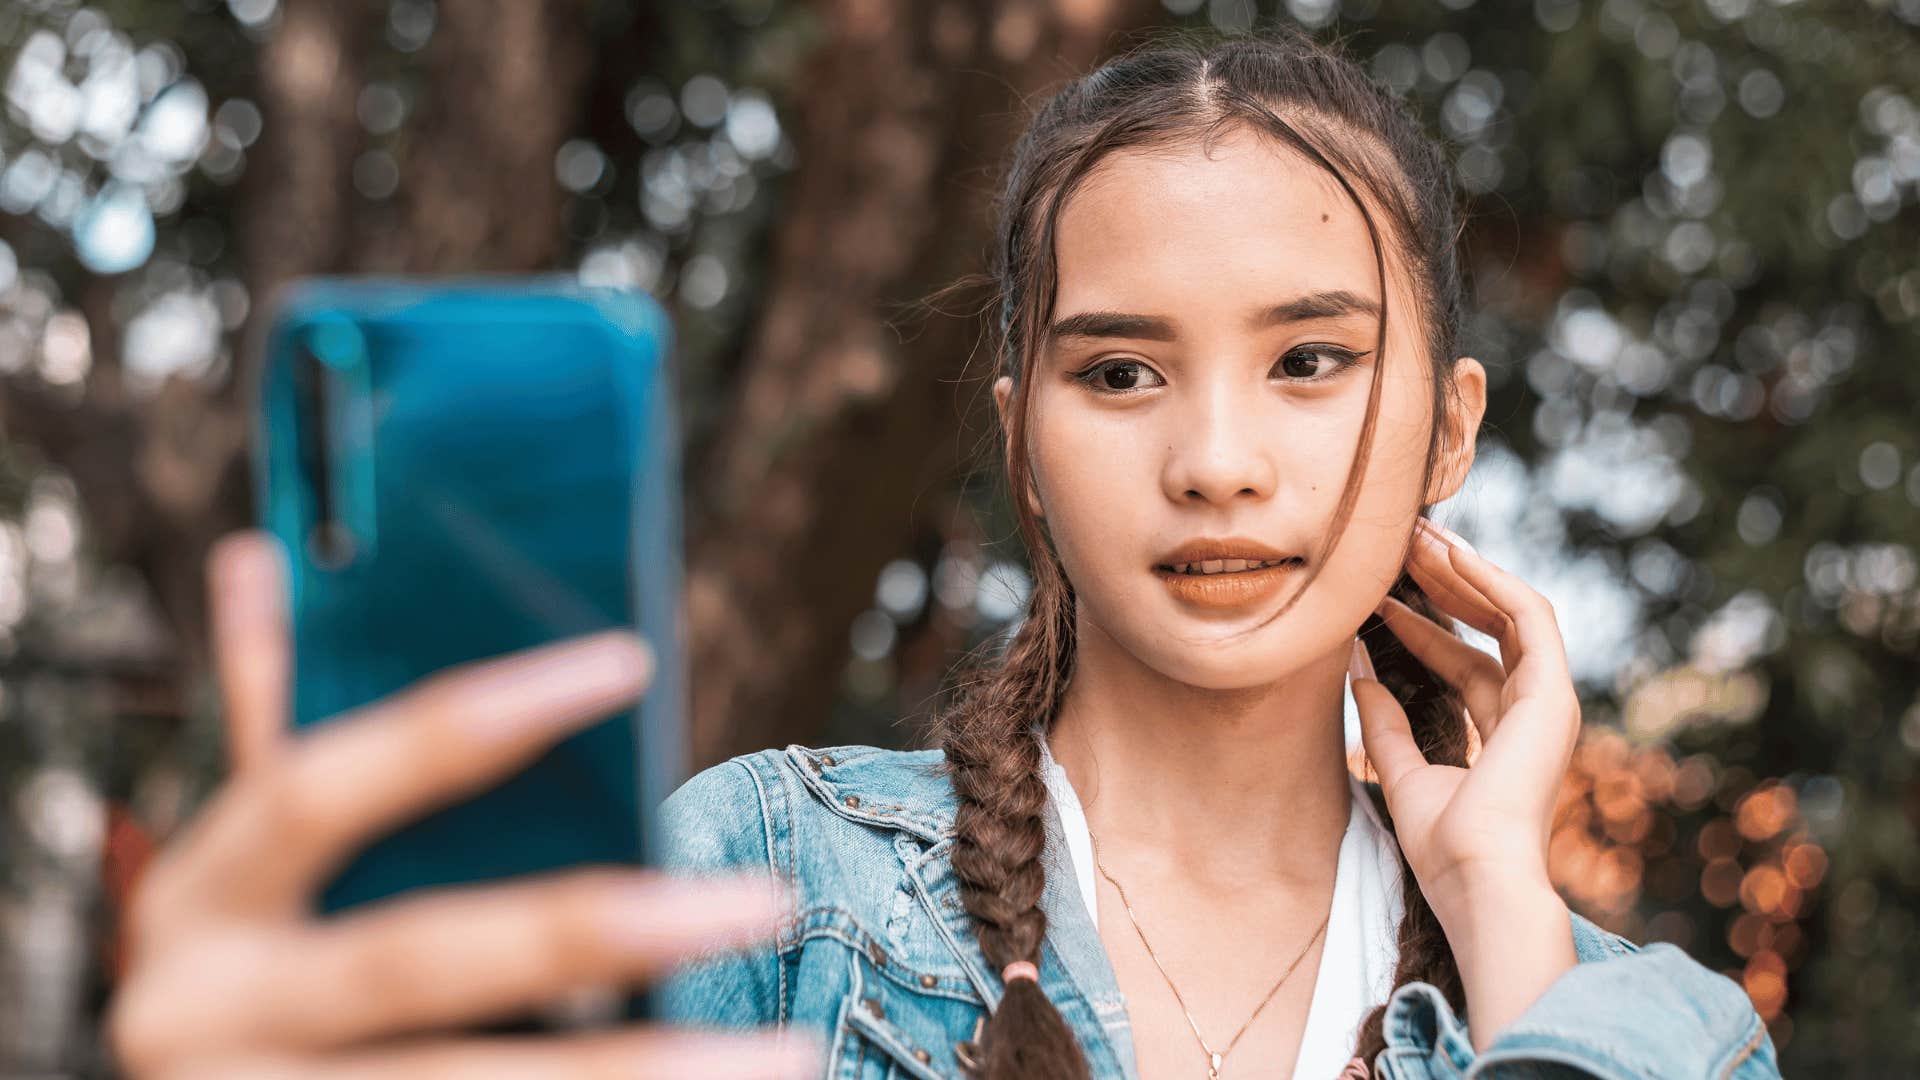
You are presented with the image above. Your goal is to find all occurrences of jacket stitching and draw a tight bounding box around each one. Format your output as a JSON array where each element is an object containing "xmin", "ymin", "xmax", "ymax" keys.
[
  {"xmin": 785, "ymin": 745, "xmax": 954, "ymax": 842},
  {"xmin": 789, "ymin": 911, "xmax": 987, "ymax": 1006},
  {"xmin": 897, "ymin": 841, "xmax": 998, "ymax": 1007},
  {"xmin": 843, "ymin": 1006, "xmax": 955, "ymax": 1080},
  {"xmin": 1463, "ymin": 1044, "xmax": 1640, "ymax": 1080},
  {"xmin": 743, "ymin": 754, "xmax": 794, "ymax": 1026},
  {"xmin": 832, "ymin": 939, "xmax": 971, "ymax": 1080},
  {"xmin": 1712, "ymin": 1012, "xmax": 1768, "ymax": 1080},
  {"xmin": 826, "ymin": 992, "xmax": 857, "ymax": 1080}
]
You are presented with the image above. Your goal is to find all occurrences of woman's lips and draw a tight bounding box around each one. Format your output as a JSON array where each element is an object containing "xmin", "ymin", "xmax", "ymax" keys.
[{"xmin": 1153, "ymin": 557, "xmax": 1303, "ymax": 610}]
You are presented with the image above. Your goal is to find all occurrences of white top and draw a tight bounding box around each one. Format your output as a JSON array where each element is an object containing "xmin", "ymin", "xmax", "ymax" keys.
[{"xmin": 1037, "ymin": 734, "xmax": 1405, "ymax": 1079}]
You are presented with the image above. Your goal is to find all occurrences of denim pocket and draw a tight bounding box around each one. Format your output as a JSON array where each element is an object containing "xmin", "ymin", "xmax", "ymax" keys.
[{"xmin": 827, "ymin": 947, "xmax": 984, "ymax": 1080}]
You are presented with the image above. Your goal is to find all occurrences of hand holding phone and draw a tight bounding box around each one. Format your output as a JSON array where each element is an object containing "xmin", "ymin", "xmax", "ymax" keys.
[{"xmin": 106, "ymin": 534, "xmax": 819, "ymax": 1079}]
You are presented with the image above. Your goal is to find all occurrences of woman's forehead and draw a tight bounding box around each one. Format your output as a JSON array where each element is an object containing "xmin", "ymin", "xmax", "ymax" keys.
[{"xmin": 1051, "ymin": 131, "xmax": 1401, "ymax": 323}]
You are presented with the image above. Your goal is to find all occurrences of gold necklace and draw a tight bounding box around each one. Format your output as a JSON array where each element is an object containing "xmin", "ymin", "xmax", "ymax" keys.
[{"xmin": 1087, "ymin": 825, "xmax": 1331, "ymax": 1080}]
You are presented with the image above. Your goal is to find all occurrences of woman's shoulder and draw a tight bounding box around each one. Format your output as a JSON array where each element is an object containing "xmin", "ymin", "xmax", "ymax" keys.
[{"xmin": 661, "ymin": 742, "xmax": 960, "ymax": 871}]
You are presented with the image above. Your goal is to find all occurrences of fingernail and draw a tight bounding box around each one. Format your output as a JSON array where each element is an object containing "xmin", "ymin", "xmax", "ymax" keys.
[
  {"xmin": 212, "ymin": 532, "xmax": 284, "ymax": 588},
  {"xmin": 1430, "ymin": 520, "xmax": 1477, "ymax": 554},
  {"xmin": 547, "ymin": 631, "xmax": 652, "ymax": 685},
  {"xmin": 1420, "ymin": 515, "xmax": 1474, "ymax": 549},
  {"xmin": 1348, "ymin": 636, "xmax": 1376, "ymax": 684}
]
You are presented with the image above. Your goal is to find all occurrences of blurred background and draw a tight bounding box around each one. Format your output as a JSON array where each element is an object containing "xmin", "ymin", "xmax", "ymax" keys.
[{"xmin": 0, "ymin": 0, "xmax": 1914, "ymax": 1074}]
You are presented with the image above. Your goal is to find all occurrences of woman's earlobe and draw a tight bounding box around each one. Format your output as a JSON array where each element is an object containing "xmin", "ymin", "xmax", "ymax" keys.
[{"xmin": 992, "ymin": 375, "xmax": 1014, "ymax": 430}]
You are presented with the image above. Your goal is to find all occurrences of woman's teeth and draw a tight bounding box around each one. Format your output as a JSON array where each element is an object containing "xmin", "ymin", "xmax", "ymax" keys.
[{"xmin": 1168, "ymin": 558, "xmax": 1291, "ymax": 575}]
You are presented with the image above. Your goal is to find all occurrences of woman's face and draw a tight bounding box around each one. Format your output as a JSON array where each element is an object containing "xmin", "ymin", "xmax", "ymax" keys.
[{"xmin": 995, "ymin": 125, "xmax": 1485, "ymax": 691}]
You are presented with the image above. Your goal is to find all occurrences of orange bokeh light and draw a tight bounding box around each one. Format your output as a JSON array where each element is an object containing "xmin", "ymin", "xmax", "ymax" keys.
[
  {"xmin": 1783, "ymin": 842, "xmax": 1828, "ymax": 890},
  {"xmin": 1743, "ymin": 951, "xmax": 1789, "ymax": 1019},
  {"xmin": 1736, "ymin": 783, "xmax": 1797, "ymax": 841}
]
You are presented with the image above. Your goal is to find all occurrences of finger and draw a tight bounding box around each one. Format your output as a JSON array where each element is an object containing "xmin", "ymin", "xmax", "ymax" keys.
[
  {"xmin": 1403, "ymin": 526, "xmax": 1506, "ymax": 639},
  {"xmin": 278, "ymin": 870, "xmax": 785, "ymax": 1048},
  {"xmin": 180, "ymin": 1028, "xmax": 823, "ymax": 1080},
  {"xmin": 186, "ymin": 631, "xmax": 654, "ymax": 908},
  {"xmin": 1437, "ymin": 545, "xmax": 1583, "ymax": 786},
  {"xmin": 1408, "ymin": 520, "xmax": 1531, "ymax": 668},
  {"xmin": 1349, "ymin": 637, "xmax": 1426, "ymax": 792},
  {"xmin": 1442, "ymin": 541, "xmax": 1572, "ymax": 697},
  {"xmin": 1403, "ymin": 551, "xmax": 1502, "ymax": 637},
  {"xmin": 1375, "ymin": 596, "xmax": 1505, "ymax": 743},
  {"xmin": 208, "ymin": 531, "xmax": 293, "ymax": 775}
]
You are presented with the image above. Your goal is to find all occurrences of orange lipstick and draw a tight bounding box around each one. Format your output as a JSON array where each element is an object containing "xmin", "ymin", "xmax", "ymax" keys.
[{"xmin": 1154, "ymin": 558, "xmax": 1302, "ymax": 610}]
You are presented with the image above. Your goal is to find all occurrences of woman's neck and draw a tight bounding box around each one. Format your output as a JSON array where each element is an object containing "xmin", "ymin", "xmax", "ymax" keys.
[{"xmin": 1045, "ymin": 619, "xmax": 1355, "ymax": 892}]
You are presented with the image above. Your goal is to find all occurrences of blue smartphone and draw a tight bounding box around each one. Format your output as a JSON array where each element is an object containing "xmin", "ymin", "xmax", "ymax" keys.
[{"xmin": 251, "ymin": 276, "xmax": 686, "ymax": 959}]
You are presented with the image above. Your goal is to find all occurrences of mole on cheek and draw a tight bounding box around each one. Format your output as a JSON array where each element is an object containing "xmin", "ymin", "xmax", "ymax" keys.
[{"xmin": 1321, "ymin": 213, "xmax": 1330, "ymax": 223}]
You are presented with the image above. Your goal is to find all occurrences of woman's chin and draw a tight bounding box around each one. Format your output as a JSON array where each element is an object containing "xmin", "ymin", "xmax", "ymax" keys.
[{"xmin": 1133, "ymin": 647, "xmax": 1305, "ymax": 694}]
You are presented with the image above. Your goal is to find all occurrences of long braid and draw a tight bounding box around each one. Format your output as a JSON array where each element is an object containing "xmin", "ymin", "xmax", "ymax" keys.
[{"xmin": 939, "ymin": 546, "xmax": 1092, "ymax": 1079}]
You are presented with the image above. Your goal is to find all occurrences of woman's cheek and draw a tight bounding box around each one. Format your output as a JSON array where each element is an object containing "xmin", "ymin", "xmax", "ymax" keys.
[
  {"xmin": 1338, "ymin": 385, "xmax": 1436, "ymax": 592},
  {"xmin": 1028, "ymin": 426, "xmax": 1129, "ymax": 586}
]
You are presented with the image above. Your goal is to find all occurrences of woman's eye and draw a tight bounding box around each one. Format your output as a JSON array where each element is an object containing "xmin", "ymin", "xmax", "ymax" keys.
[
  {"xmin": 1275, "ymin": 346, "xmax": 1363, "ymax": 381},
  {"xmin": 1074, "ymin": 349, "xmax": 1364, "ymax": 393},
  {"xmin": 1076, "ymin": 358, "xmax": 1165, "ymax": 394}
]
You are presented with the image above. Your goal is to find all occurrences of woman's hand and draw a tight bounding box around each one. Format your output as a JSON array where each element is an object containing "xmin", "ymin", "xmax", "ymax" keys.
[
  {"xmin": 107, "ymin": 531, "xmax": 818, "ymax": 1080},
  {"xmin": 1349, "ymin": 516, "xmax": 1581, "ymax": 1050}
]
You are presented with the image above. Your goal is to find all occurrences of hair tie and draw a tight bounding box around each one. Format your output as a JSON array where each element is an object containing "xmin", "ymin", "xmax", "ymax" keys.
[{"xmin": 1000, "ymin": 960, "xmax": 1040, "ymax": 985}]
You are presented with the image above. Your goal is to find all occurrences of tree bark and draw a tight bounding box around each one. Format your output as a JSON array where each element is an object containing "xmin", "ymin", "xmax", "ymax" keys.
[{"xmin": 357, "ymin": 0, "xmax": 593, "ymax": 273}]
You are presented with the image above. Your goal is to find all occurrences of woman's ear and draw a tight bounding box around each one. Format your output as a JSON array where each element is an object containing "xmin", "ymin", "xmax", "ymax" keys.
[
  {"xmin": 993, "ymin": 375, "xmax": 1046, "ymax": 519},
  {"xmin": 1425, "ymin": 357, "xmax": 1487, "ymax": 504}
]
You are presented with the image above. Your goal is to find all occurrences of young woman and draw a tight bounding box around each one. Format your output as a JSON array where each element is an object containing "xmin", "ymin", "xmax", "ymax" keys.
[
  {"xmin": 658, "ymin": 28, "xmax": 1783, "ymax": 1080},
  {"xmin": 109, "ymin": 27, "xmax": 1782, "ymax": 1080}
]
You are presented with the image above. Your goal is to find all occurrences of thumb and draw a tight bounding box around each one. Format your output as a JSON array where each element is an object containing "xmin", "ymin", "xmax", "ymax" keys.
[
  {"xmin": 1350, "ymin": 635, "xmax": 1425, "ymax": 792},
  {"xmin": 207, "ymin": 531, "xmax": 292, "ymax": 775}
]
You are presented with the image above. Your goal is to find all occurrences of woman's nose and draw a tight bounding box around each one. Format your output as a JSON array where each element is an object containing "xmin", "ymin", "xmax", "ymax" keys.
[{"xmin": 1159, "ymin": 379, "xmax": 1278, "ymax": 506}]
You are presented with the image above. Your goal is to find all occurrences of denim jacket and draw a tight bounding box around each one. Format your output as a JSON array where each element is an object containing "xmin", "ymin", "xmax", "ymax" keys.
[{"xmin": 660, "ymin": 744, "xmax": 1782, "ymax": 1079}]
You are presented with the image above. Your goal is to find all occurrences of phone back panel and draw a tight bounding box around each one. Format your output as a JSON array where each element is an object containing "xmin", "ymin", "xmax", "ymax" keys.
[{"xmin": 253, "ymin": 277, "xmax": 685, "ymax": 914}]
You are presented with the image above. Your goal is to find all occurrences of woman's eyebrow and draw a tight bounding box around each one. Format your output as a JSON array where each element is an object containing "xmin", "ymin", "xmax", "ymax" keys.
[
  {"xmin": 1253, "ymin": 289, "xmax": 1380, "ymax": 326},
  {"xmin": 1046, "ymin": 289, "xmax": 1381, "ymax": 344}
]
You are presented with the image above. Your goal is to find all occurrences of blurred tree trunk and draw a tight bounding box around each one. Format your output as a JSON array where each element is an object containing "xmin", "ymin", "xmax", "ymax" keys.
[{"xmin": 684, "ymin": 0, "xmax": 1164, "ymax": 767}]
